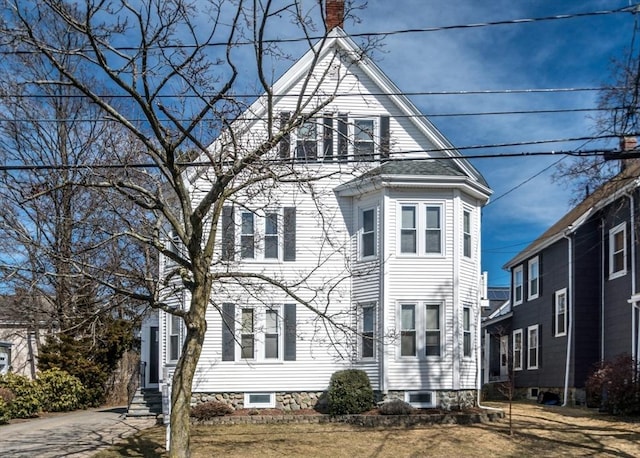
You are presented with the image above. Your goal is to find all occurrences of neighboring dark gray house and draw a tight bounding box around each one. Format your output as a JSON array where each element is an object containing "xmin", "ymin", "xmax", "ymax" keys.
[{"xmin": 483, "ymin": 155, "xmax": 640, "ymax": 404}]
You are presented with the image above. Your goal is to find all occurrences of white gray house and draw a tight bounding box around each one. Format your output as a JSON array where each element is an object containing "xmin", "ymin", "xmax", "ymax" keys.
[{"xmin": 141, "ymin": 1, "xmax": 492, "ymax": 411}]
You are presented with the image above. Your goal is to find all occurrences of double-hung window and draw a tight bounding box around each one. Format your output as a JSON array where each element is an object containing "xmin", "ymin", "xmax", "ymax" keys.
[
  {"xmin": 361, "ymin": 208, "xmax": 376, "ymax": 259},
  {"xmin": 296, "ymin": 121, "xmax": 317, "ymax": 161},
  {"xmin": 609, "ymin": 223, "xmax": 627, "ymax": 279},
  {"xmin": 241, "ymin": 308, "xmax": 255, "ymax": 359},
  {"xmin": 398, "ymin": 203, "xmax": 444, "ymax": 256},
  {"xmin": 527, "ymin": 325, "xmax": 539, "ymax": 369},
  {"xmin": 425, "ymin": 304, "xmax": 441, "ymax": 357},
  {"xmin": 528, "ymin": 257, "xmax": 539, "ymax": 300},
  {"xmin": 265, "ymin": 309, "xmax": 280, "ymax": 359},
  {"xmin": 400, "ymin": 304, "xmax": 417, "ymax": 356},
  {"xmin": 513, "ymin": 265, "xmax": 523, "ymax": 305},
  {"xmin": 264, "ymin": 213, "xmax": 279, "ymax": 259},
  {"xmin": 425, "ymin": 206, "xmax": 442, "ymax": 254},
  {"xmin": 400, "ymin": 206, "xmax": 417, "ymax": 254},
  {"xmin": 232, "ymin": 208, "xmax": 296, "ymax": 262},
  {"xmin": 360, "ymin": 304, "xmax": 376, "ymax": 359},
  {"xmin": 354, "ymin": 119, "xmax": 375, "ymax": 160},
  {"xmin": 554, "ymin": 289, "xmax": 567, "ymax": 337},
  {"xmin": 463, "ymin": 306, "xmax": 472, "ymax": 357},
  {"xmin": 513, "ymin": 329, "xmax": 523, "ymax": 371},
  {"xmin": 463, "ymin": 210, "xmax": 472, "ymax": 258},
  {"xmin": 399, "ymin": 302, "xmax": 442, "ymax": 358},
  {"xmin": 241, "ymin": 212, "xmax": 256, "ymax": 259},
  {"xmin": 168, "ymin": 313, "xmax": 181, "ymax": 362}
]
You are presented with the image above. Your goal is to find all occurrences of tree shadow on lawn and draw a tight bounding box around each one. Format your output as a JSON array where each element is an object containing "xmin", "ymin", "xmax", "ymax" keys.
[{"xmin": 476, "ymin": 402, "xmax": 640, "ymax": 457}]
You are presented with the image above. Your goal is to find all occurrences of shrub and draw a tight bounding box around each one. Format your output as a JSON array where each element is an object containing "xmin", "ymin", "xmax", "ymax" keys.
[
  {"xmin": 0, "ymin": 398, "xmax": 10, "ymax": 424},
  {"xmin": 37, "ymin": 368, "xmax": 86, "ymax": 412},
  {"xmin": 585, "ymin": 354, "xmax": 640, "ymax": 415},
  {"xmin": 378, "ymin": 398, "xmax": 414, "ymax": 415},
  {"xmin": 327, "ymin": 369, "xmax": 374, "ymax": 415},
  {"xmin": 190, "ymin": 401, "xmax": 233, "ymax": 420},
  {"xmin": 0, "ymin": 373, "xmax": 41, "ymax": 418}
]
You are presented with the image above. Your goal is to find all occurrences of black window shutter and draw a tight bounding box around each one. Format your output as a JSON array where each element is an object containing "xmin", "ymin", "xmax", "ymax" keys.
[
  {"xmin": 323, "ymin": 116, "xmax": 334, "ymax": 161},
  {"xmin": 280, "ymin": 112, "xmax": 291, "ymax": 159},
  {"xmin": 284, "ymin": 303, "xmax": 296, "ymax": 361},
  {"xmin": 222, "ymin": 303, "xmax": 235, "ymax": 361},
  {"xmin": 221, "ymin": 206, "xmax": 235, "ymax": 261},
  {"xmin": 380, "ymin": 115, "xmax": 390, "ymax": 159},
  {"xmin": 283, "ymin": 207, "xmax": 296, "ymax": 261},
  {"xmin": 337, "ymin": 113, "xmax": 348, "ymax": 161}
]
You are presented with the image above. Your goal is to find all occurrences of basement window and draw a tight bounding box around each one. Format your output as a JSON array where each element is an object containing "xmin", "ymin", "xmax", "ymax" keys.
[
  {"xmin": 404, "ymin": 391, "xmax": 436, "ymax": 408},
  {"xmin": 244, "ymin": 392, "xmax": 276, "ymax": 408}
]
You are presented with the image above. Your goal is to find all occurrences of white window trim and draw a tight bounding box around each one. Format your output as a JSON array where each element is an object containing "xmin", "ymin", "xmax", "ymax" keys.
[
  {"xmin": 397, "ymin": 202, "xmax": 446, "ymax": 257},
  {"xmin": 244, "ymin": 392, "xmax": 276, "ymax": 408},
  {"xmin": 359, "ymin": 207, "xmax": 377, "ymax": 260},
  {"xmin": 424, "ymin": 204, "xmax": 444, "ymax": 255},
  {"xmin": 609, "ymin": 222, "xmax": 627, "ymax": 279},
  {"xmin": 168, "ymin": 312, "xmax": 182, "ymax": 364},
  {"xmin": 513, "ymin": 265, "xmax": 523, "ymax": 306},
  {"xmin": 404, "ymin": 391, "xmax": 436, "ymax": 408},
  {"xmin": 528, "ymin": 257, "xmax": 539, "ymax": 300},
  {"xmin": 554, "ymin": 288, "xmax": 567, "ymax": 337},
  {"xmin": 352, "ymin": 117, "xmax": 377, "ymax": 160},
  {"xmin": 238, "ymin": 209, "xmax": 286, "ymax": 262},
  {"xmin": 237, "ymin": 306, "xmax": 283, "ymax": 362},
  {"xmin": 397, "ymin": 301, "xmax": 444, "ymax": 360},
  {"xmin": 359, "ymin": 302, "xmax": 376, "ymax": 360},
  {"xmin": 527, "ymin": 324, "xmax": 539, "ymax": 370},
  {"xmin": 462, "ymin": 305, "xmax": 473, "ymax": 358},
  {"xmin": 463, "ymin": 209, "xmax": 472, "ymax": 259},
  {"xmin": 513, "ymin": 329, "xmax": 523, "ymax": 371}
]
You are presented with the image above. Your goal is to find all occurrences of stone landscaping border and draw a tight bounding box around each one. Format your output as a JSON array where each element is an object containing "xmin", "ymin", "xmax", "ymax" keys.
[{"xmin": 193, "ymin": 409, "xmax": 504, "ymax": 426}]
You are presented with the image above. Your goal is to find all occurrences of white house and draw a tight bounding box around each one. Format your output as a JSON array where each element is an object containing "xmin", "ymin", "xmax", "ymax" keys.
[{"xmin": 143, "ymin": 1, "xmax": 492, "ymax": 411}]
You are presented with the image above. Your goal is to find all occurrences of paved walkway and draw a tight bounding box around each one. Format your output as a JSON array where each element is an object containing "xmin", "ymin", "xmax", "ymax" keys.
[{"xmin": 0, "ymin": 407, "xmax": 158, "ymax": 457}]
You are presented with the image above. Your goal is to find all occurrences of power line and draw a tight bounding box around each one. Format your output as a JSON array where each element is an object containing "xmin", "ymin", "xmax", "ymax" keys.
[
  {"xmin": 0, "ymin": 86, "xmax": 618, "ymax": 99},
  {"xmin": 0, "ymin": 147, "xmax": 617, "ymax": 172},
  {"xmin": 0, "ymin": 6, "xmax": 634, "ymax": 54},
  {"xmin": 0, "ymin": 106, "xmax": 612, "ymax": 124}
]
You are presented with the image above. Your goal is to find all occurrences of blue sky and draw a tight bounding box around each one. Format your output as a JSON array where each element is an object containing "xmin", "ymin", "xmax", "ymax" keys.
[{"xmin": 341, "ymin": 0, "xmax": 637, "ymax": 286}]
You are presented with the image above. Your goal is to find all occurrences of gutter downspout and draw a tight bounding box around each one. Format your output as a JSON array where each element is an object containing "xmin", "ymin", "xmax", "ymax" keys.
[
  {"xmin": 562, "ymin": 228, "xmax": 574, "ymax": 407},
  {"xmin": 628, "ymin": 192, "xmax": 637, "ymax": 359},
  {"xmin": 379, "ymin": 190, "xmax": 387, "ymax": 394},
  {"xmin": 601, "ymin": 219, "xmax": 606, "ymax": 361}
]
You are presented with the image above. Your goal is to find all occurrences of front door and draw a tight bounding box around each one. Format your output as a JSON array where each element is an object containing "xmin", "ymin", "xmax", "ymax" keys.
[
  {"xmin": 500, "ymin": 335, "xmax": 509, "ymax": 379},
  {"xmin": 149, "ymin": 326, "xmax": 159, "ymax": 385}
]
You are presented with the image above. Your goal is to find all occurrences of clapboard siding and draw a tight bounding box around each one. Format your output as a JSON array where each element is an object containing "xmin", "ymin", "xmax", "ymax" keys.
[{"xmin": 153, "ymin": 29, "xmax": 490, "ymax": 400}]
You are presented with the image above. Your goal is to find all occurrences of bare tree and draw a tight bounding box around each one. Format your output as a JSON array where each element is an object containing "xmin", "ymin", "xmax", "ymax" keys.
[
  {"xmin": 1, "ymin": 1, "xmax": 371, "ymax": 456},
  {"xmin": 0, "ymin": 14, "xmax": 151, "ymax": 347},
  {"xmin": 553, "ymin": 53, "xmax": 640, "ymax": 199}
]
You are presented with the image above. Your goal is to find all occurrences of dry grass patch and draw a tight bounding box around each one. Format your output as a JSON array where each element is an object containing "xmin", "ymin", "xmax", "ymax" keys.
[{"xmin": 95, "ymin": 402, "xmax": 640, "ymax": 457}]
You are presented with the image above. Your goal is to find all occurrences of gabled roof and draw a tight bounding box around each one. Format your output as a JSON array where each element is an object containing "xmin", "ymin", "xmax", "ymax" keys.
[
  {"xmin": 192, "ymin": 27, "xmax": 489, "ymax": 191},
  {"xmin": 505, "ymin": 160, "xmax": 640, "ymax": 269}
]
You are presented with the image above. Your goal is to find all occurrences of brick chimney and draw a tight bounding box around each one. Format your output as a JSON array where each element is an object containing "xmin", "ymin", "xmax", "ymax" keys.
[
  {"xmin": 620, "ymin": 136, "xmax": 639, "ymax": 172},
  {"xmin": 326, "ymin": 0, "xmax": 344, "ymax": 31}
]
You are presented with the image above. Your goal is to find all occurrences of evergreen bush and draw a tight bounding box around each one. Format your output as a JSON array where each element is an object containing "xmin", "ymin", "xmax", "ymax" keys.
[
  {"xmin": 327, "ymin": 369, "xmax": 374, "ymax": 415},
  {"xmin": 0, "ymin": 373, "xmax": 41, "ymax": 418},
  {"xmin": 37, "ymin": 368, "xmax": 85, "ymax": 412}
]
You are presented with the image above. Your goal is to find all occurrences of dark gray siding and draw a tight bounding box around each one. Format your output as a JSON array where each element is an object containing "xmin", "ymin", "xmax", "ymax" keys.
[
  {"xmin": 572, "ymin": 217, "xmax": 601, "ymax": 387},
  {"xmin": 601, "ymin": 197, "xmax": 633, "ymax": 360}
]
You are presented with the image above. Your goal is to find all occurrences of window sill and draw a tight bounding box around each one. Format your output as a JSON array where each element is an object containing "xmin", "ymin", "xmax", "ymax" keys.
[{"xmin": 609, "ymin": 270, "xmax": 627, "ymax": 280}]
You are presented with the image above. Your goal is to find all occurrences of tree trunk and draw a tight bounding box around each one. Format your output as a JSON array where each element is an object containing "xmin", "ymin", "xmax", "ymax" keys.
[{"xmin": 168, "ymin": 281, "xmax": 209, "ymax": 458}]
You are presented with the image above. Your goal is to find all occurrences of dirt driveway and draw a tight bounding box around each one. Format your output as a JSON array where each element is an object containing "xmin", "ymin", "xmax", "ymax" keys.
[{"xmin": 0, "ymin": 407, "xmax": 156, "ymax": 458}]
